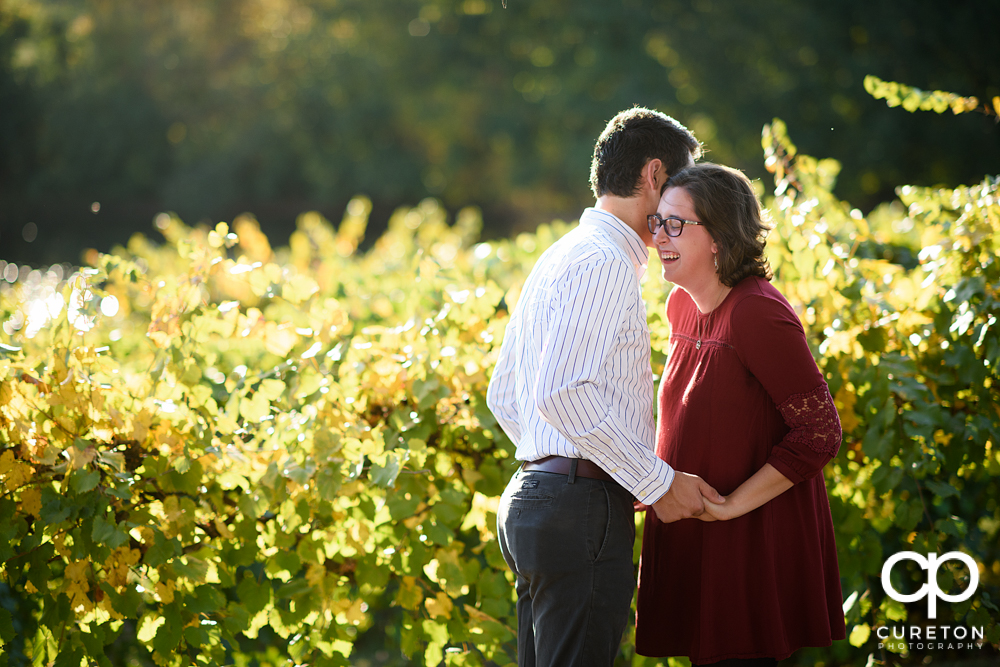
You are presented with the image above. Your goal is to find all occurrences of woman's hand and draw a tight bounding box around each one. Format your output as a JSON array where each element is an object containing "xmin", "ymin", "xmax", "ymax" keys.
[
  {"xmin": 700, "ymin": 497, "xmax": 737, "ymax": 521},
  {"xmin": 696, "ymin": 464, "xmax": 795, "ymax": 522}
]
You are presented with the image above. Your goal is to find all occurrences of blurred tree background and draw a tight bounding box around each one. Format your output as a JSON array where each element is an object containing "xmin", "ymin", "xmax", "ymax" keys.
[{"xmin": 1, "ymin": 0, "xmax": 998, "ymax": 266}]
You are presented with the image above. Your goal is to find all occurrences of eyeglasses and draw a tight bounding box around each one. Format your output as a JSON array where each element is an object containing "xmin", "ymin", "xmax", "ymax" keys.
[{"xmin": 647, "ymin": 213, "xmax": 705, "ymax": 237}]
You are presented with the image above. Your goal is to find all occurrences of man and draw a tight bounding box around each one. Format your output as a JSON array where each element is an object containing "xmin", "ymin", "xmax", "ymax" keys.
[{"xmin": 486, "ymin": 108, "xmax": 725, "ymax": 667}]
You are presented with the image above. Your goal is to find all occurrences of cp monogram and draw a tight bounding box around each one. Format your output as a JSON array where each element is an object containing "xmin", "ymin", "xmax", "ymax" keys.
[{"xmin": 881, "ymin": 551, "xmax": 979, "ymax": 619}]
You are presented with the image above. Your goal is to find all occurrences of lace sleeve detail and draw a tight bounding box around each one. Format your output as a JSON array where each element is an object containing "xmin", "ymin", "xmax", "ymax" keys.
[{"xmin": 776, "ymin": 384, "xmax": 842, "ymax": 458}]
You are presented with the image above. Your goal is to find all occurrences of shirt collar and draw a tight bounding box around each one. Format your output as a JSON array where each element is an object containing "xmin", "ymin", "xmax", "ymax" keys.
[{"xmin": 580, "ymin": 207, "xmax": 648, "ymax": 276}]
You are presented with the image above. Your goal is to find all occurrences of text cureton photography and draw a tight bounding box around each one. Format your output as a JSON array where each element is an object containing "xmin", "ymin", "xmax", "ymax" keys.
[{"xmin": 877, "ymin": 550, "xmax": 989, "ymax": 654}]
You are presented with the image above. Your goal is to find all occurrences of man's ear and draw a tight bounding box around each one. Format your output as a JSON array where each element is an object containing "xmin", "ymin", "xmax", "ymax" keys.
[{"xmin": 642, "ymin": 158, "xmax": 663, "ymax": 194}]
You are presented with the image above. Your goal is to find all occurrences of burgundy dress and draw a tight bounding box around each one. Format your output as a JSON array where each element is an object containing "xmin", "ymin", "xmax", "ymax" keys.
[{"xmin": 635, "ymin": 276, "xmax": 846, "ymax": 663}]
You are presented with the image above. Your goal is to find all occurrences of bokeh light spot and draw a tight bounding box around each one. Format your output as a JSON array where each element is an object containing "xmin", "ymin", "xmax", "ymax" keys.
[
  {"xmin": 100, "ymin": 295, "xmax": 120, "ymax": 317},
  {"xmin": 409, "ymin": 19, "xmax": 430, "ymax": 37}
]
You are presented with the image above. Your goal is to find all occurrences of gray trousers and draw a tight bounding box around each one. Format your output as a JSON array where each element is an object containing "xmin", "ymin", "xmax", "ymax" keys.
[{"xmin": 497, "ymin": 467, "xmax": 637, "ymax": 667}]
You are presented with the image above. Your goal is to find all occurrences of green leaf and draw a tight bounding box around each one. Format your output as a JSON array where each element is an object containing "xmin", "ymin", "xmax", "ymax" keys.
[
  {"xmin": 370, "ymin": 452, "xmax": 404, "ymax": 488},
  {"xmin": 26, "ymin": 544, "xmax": 55, "ymax": 591},
  {"xmin": 274, "ymin": 550, "xmax": 301, "ymax": 575},
  {"xmin": 0, "ymin": 608, "xmax": 14, "ymax": 643},
  {"xmin": 165, "ymin": 458, "xmax": 203, "ymax": 494},
  {"xmin": 924, "ymin": 480, "xmax": 959, "ymax": 499},
  {"xmin": 188, "ymin": 585, "xmax": 226, "ymax": 614},
  {"xmin": 222, "ymin": 601, "xmax": 251, "ymax": 635},
  {"xmin": 100, "ymin": 583, "xmax": 143, "ymax": 618},
  {"xmin": 275, "ymin": 578, "xmax": 312, "ymax": 600},
  {"xmin": 143, "ymin": 530, "xmax": 180, "ymax": 567},
  {"xmin": 92, "ymin": 514, "xmax": 128, "ymax": 548},
  {"xmin": 934, "ymin": 516, "xmax": 967, "ymax": 538},
  {"xmin": 70, "ymin": 469, "xmax": 100, "ymax": 494},
  {"xmin": 423, "ymin": 519, "xmax": 453, "ymax": 546},
  {"xmin": 183, "ymin": 625, "xmax": 209, "ymax": 647},
  {"xmin": 152, "ymin": 603, "xmax": 184, "ymax": 655},
  {"xmin": 237, "ymin": 573, "xmax": 271, "ymax": 615},
  {"xmin": 51, "ymin": 645, "xmax": 83, "ymax": 667}
]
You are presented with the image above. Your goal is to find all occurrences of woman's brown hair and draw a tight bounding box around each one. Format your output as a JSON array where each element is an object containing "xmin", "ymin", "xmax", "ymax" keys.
[{"xmin": 665, "ymin": 163, "xmax": 772, "ymax": 287}]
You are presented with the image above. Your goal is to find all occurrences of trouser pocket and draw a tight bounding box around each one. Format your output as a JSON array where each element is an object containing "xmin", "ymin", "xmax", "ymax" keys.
[{"xmin": 585, "ymin": 482, "xmax": 611, "ymax": 563}]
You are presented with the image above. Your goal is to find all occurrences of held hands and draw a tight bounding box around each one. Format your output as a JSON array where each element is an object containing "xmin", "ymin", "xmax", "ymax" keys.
[
  {"xmin": 647, "ymin": 472, "xmax": 726, "ymax": 524},
  {"xmin": 697, "ymin": 497, "xmax": 735, "ymax": 521},
  {"xmin": 636, "ymin": 464, "xmax": 794, "ymax": 523},
  {"xmin": 696, "ymin": 463, "xmax": 794, "ymax": 522}
]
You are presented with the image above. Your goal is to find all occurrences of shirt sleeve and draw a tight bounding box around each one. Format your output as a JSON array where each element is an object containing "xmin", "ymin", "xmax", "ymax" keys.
[
  {"xmin": 486, "ymin": 313, "xmax": 523, "ymax": 445},
  {"xmin": 534, "ymin": 258, "xmax": 675, "ymax": 504},
  {"xmin": 731, "ymin": 293, "xmax": 842, "ymax": 484}
]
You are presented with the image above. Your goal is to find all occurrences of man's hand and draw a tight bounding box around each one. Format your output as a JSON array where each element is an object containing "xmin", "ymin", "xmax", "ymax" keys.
[{"xmin": 649, "ymin": 472, "xmax": 725, "ymax": 523}]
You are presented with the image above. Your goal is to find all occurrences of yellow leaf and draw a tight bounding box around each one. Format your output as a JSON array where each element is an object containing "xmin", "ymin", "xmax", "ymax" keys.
[
  {"xmin": 0, "ymin": 381, "xmax": 12, "ymax": 406},
  {"xmin": 98, "ymin": 450, "xmax": 125, "ymax": 473},
  {"xmin": 54, "ymin": 534, "xmax": 71, "ymax": 558},
  {"xmin": 0, "ymin": 450, "xmax": 15, "ymax": 475},
  {"xmin": 65, "ymin": 559, "xmax": 89, "ymax": 582},
  {"xmin": 834, "ymin": 384, "xmax": 860, "ymax": 434},
  {"xmin": 344, "ymin": 598, "xmax": 366, "ymax": 625},
  {"xmin": 0, "ymin": 449, "xmax": 32, "ymax": 490},
  {"xmin": 19, "ymin": 487, "xmax": 42, "ymax": 517},
  {"xmin": 214, "ymin": 517, "xmax": 235, "ymax": 539},
  {"xmin": 147, "ymin": 330, "xmax": 172, "ymax": 349},
  {"xmin": 104, "ymin": 547, "xmax": 141, "ymax": 589},
  {"xmin": 396, "ymin": 575, "xmax": 424, "ymax": 610},
  {"xmin": 155, "ymin": 579, "xmax": 176, "ymax": 604},
  {"xmin": 239, "ymin": 391, "xmax": 270, "ymax": 422},
  {"xmin": 258, "ymin": 378, "xmax": 286, "ymax": 401},
  {"xmin": 235, "ymin": 215, "xmax": 273, "ymax": 262},
  {"xmin": 66, "ymin": 580, "xmax": 92, "ymax": 611},
  {"xmin": 137, "ymin": 614, "xmax": 166, "ymax": 642},
  {"xmin": 425, "ymin": 592, "xmax": 453, "ymax": 619},
  {"xmin": 306, "ymin": 563, "xmax": 326, "ymax": 589},
  {"xmin": 66, "ymin": 444, "xmax": 97, "ymax": 471},
  {"xmin": 849, "ymin": 623, "xmax": 871, "ymax": 647},
  {"xmin": 460, "ymin": 492, "xmax": 501, "ymax": 540},
  {"xmin": 282, "ymin": 274, "xmax": 319, "ymax": 304},
  {"xmin": 263, "ymin": 323, "xmax": 298, "ymax": 357},
  {"xmin": 461, "ymin": 468, "xmax": 484, "ymax": 491},
  {"xmin": 933, "ymin": 430, "xmax": 954, "ymax": 446},
  {"xmin": 330, "ymin": 639, "xmax": 353, "ymax": 657},
  {"xmin": 464, "ymin": 604, "xmax": 505, "ymax": 626}
]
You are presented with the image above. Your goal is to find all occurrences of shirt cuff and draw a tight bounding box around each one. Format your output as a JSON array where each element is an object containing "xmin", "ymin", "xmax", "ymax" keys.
[{"xmin": 632, "ymin": 459, "xmax": 675, "ymax": 505}]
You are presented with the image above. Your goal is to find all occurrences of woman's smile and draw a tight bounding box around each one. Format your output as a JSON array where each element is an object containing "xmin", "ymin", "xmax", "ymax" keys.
[{"xmin": 659, "ymin": 250, "xmax": 680, "ymax": 263}]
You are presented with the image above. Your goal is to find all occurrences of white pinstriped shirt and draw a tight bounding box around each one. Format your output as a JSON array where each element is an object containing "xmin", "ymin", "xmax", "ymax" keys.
[{"xmin": 486, "ymin": 208, "xmax": 675, "ymax": 504}]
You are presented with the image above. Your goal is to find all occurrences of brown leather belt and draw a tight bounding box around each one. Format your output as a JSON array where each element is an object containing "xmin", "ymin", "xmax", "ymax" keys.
[{"xmin": 522, "ymin": 455, "xmax": 614, "ymax": 482}]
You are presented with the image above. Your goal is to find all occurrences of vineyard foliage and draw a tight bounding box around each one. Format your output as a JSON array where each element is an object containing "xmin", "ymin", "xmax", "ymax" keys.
[{"xmin": 2, "ymin": 94, "xmax": 1000, "ymax": 666}]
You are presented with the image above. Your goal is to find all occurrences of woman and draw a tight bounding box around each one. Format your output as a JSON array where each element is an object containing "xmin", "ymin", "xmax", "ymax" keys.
[{"xmin": 635, "ymin": 163, "xmax": 846, "ymax": 666}]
